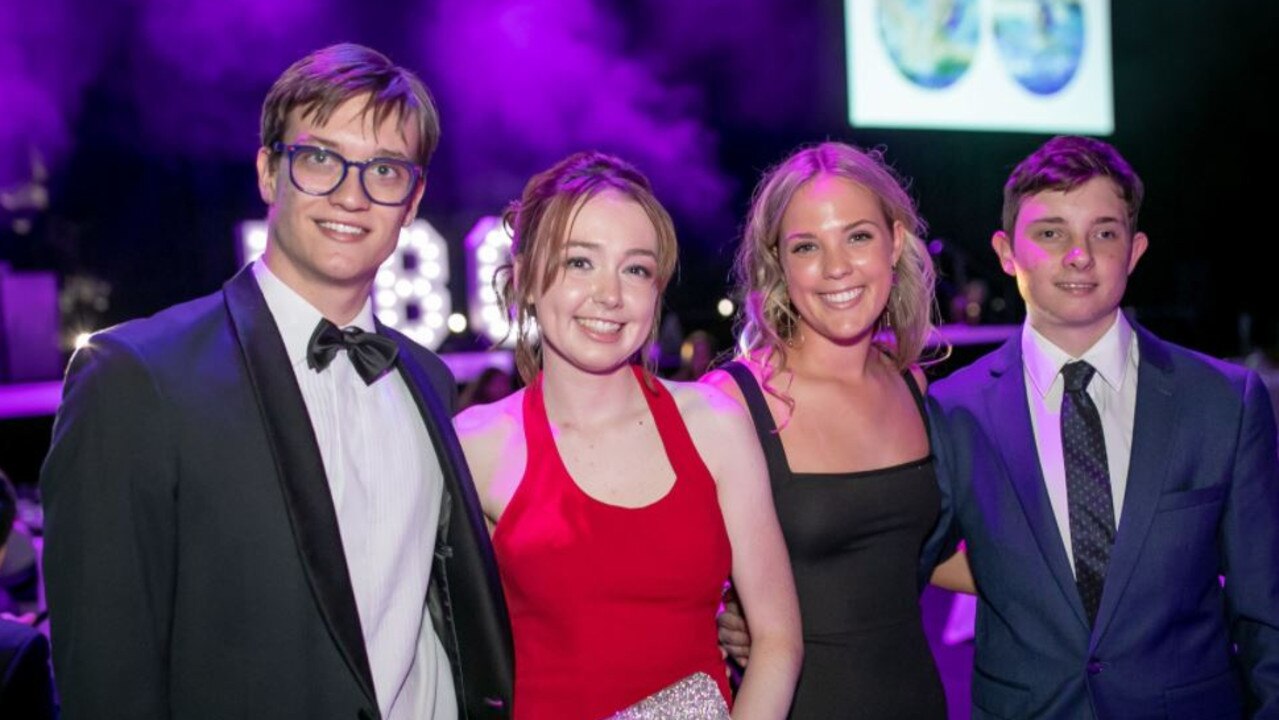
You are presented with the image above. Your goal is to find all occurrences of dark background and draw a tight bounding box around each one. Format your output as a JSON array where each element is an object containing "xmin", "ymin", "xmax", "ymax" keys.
[{"xmin": 2, "ymin": 0, "xmax": 1275, "ymax": 367}]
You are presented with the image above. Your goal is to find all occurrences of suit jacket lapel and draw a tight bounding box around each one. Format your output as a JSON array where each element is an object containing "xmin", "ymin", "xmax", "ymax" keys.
[
  {"xmin": 1091, "ymin": 324, "xmax": 1177, "ymax": 648},
  {"xmin": 223, "ymin": 267, "xmax": 377, "ymax": 705},
  {"xmin": 984, "ymin": 338, "xmax": 1090, "ymax": 629}
]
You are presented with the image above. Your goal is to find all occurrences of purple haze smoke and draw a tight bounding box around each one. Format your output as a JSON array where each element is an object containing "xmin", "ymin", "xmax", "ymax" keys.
[
  {"xmin": 0, "ymin": 0, "xmax": 118, "ymax": 185},
  {"xmin": 132, "ymin": 0, "xmax": 340, "ymax": 159},
  {"xmin": 636, "ymin": 0, "xmax": 822, "ymax": 132},
  {"xmin": 417, "ymin": 0, "xmax": 735, "ymax": 239}
]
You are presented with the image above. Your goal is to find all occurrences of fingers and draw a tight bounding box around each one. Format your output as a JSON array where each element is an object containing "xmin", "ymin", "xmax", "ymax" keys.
[{"xmin": 718, "ymin": 609, "xmax": 748, "ymax": 633}]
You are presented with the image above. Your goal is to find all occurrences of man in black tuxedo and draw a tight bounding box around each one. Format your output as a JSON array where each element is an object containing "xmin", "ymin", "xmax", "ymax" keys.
[
  {"xmin": 40, "ymin": 43, "xmax": 512, "ymax": 720},
  {"xmin": 0, "ymin": 471, "xmax": 56, "ymax": 719}
]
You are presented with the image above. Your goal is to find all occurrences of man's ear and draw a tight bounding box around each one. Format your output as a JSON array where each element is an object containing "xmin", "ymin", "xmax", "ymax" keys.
[
  {"xmin": 991, "ymin": 231, "xmax": 1016, "ymax": 276},
  {"xmin": 1128, "ymin": 231, "xmax": 1149, "ymax": 274},
  {"xmin": 402, "ymin": 176, "xmax": 427, "ymax": 228},
  {"xmin": 256, "ymin": 147, "xmax": 278, "ymax": 205}
]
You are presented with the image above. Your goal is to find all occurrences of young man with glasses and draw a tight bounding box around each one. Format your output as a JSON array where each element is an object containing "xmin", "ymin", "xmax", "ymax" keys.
[{"xmin": 41, "ymin": 43, "xmax": 513, "ymax": 720}]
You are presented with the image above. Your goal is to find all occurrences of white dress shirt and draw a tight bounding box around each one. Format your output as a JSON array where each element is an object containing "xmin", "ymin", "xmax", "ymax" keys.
[
  {"xmin": 252, "ymin": 261, "xmax": 457, "ymax": 720},
  {"xmin": 1022, "ymin": 311, "xmax": 1139, "ymax": 577}
]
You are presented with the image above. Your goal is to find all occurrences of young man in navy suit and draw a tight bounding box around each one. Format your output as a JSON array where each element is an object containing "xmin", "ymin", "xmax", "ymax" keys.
[
  {"xmin": 40, "ymin": 44, "xmax": 512, "ymax": 720},
  {"xmin": 926, "ymin": 136, "xmax": 1279, "ymax": 718}
]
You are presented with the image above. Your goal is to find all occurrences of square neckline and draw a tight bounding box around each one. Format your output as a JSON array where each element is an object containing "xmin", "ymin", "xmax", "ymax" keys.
[{"xmin": 722, "ymin": 360, "xmax": 933, "ymax": 480}]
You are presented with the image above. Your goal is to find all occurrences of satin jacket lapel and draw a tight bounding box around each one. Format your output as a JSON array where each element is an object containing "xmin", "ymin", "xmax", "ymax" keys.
[
  {"xmin": 383, "ymin": 329, "xmax": 516, "ymax": 713},
  {"xmin": 984, "ymin": 339, "xmax": 1090, "ymax": 629},
  {"xmin": 223, "ymin": 267, "xmax": 377, "ymax": 705},
  {"xmin": 1090, "ymin": 324, "xmax": 1176, "ymax": 649}
]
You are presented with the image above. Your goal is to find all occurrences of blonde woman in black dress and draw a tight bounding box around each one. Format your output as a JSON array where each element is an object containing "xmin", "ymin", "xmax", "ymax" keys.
[{"xmin": 707, "ymin": 142, "xmax": 972, "ymax": 718}]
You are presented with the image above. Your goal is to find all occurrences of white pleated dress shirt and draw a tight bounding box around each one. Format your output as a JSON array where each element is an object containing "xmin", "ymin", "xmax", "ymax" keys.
[
  {"xmin": 253, "ymin": 261, "xmax": 457, "ymax": 720},
  {"xmin": 1022, "ymin": 311, "xmax": 1140, "ymax": 577}
]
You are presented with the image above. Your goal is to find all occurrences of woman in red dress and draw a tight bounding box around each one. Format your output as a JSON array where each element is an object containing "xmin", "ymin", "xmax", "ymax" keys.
[{"xmin": 456, "ymin": 151, "xmax": 801, "ymax": 720}]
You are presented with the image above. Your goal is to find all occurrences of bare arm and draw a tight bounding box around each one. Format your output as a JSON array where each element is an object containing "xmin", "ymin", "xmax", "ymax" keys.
[
  {"xmin": 682, "ymin": 382, "xmax": 802, "ymax": 719},
  {"xmin": 453, "ymin": 394, "xmax": 525, "ymax": 530},
  {"xmin": 929, "ymin": 546, "xmax": 975, "ymax": 594}
]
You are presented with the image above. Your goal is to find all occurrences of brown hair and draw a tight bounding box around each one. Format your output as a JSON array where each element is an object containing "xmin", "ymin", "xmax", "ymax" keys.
[
  {"xmin": 497, "ymin": 151, "xmax": 678, "ymax": 384},
  {"xmin": 261, "ymin": 43, "xmax": 441, "ymax": 169},
  {"xmin": 734, "ymin": 141, "xmax": 941, "ymax": 406},
  {"xmin": 1002, "ymin": 135, "xmax": 1144, "ymax": 237}
]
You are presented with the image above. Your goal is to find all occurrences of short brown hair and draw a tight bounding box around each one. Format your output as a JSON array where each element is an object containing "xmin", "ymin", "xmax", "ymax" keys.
[
  {"xmin": 260, "ymin": 43, "xmax": 440, "ymax": 169},
  {"xmin": 1002, "ymin": 135, "xmax": 1144, "ymax": 236},
  {"xmin": 497, "ymin": 151, "xmax": 679, "ymax": 384}
]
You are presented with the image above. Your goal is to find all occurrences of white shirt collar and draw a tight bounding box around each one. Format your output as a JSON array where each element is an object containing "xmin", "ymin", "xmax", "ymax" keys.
[
  {"xmin": 1022, "ymin": 310, "xmax": 1135, "ymax": 398},
  {"xmin": 251, "ymin": 259, "xmax": 377, "ymax": 367}
]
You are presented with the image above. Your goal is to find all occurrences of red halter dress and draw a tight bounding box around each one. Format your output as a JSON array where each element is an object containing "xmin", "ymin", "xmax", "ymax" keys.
[{"xmin": 493, "ymin": 366, "xmax": 732, "ymax": 720}]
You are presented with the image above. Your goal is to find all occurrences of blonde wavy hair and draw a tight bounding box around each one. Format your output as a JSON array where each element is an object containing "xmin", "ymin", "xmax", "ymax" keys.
[
  {"xmin": 496, "ymin": 151, "xmax": 679, "ymax": 385},
  {"xmin": 734, "ymin": 141, "xmax": 942, "ymax": 401}
]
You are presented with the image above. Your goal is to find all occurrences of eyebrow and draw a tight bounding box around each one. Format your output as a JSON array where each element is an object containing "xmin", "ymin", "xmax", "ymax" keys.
[
  {"xmin": 783, "ymin": 218, "xmax": 880, "ymax": 243},
  {"xmin": 1027, "ymin": 215, "xmax": 1126, "ymax": 226},
  {"xmin": 566, "ymin": 240, "xmax": 658, "ymax": 259},
  {"xmin": 293, "ymin": 133, "xmax": 413, "ymax": 162}
]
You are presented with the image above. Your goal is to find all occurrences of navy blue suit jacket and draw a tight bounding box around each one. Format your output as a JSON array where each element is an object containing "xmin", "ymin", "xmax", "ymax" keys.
[{"xmin": 925, "ymin": 323, "xmax": 1279, "ymax": 719}]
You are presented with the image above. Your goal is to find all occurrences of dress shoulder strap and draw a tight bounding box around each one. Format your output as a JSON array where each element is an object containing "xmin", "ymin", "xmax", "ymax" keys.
[
  {"xmin": 900, "ymin": 367, "xmax": 931, "ymax": 438},
  {"xmin": 719, "ymin": 361, "xmax": 790, "ymax": 483}
]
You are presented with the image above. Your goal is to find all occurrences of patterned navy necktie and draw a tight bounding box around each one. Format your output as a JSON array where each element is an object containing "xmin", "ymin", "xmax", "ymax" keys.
[
  {"xmin": 306, "ymin": 319, "xmax": 399, "ymax": 385},
  {"xmin": 1061, "ymin": 360, "xmax": 1115, "ymax": 626}
]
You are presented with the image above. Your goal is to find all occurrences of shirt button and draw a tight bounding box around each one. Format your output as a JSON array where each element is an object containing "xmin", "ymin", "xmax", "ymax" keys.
[{"xmin": 1086, "ymin": 659, "xmax": 1104, "ymax": 675}]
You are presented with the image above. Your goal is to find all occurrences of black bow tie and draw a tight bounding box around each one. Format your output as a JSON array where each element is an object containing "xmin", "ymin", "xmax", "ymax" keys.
[{"xmin": 306, "ymin": 318, "xmax": 399, "ymax": 385}]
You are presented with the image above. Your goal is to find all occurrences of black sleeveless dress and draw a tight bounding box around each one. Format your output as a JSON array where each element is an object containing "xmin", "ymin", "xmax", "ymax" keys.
[{"xmin": 722, "ymin": 362, "xmax": 946, "ymax": 720}]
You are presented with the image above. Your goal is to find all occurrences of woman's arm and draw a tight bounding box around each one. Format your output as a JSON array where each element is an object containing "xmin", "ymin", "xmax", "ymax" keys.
[
  {"xmin": 929, "ymin": 545, "xmax": 975, "ymax": 594},
  {"xmin": 453, "ymin": 394, "xmax": 524, "ymax": 530},
  {"xmin": 682, "ymin": 382, "xmax": 802, "ymax": 720}
]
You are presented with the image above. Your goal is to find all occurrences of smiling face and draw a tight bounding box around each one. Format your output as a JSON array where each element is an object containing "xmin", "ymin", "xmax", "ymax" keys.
[
  {"xmin": 779, "ymin": 174, "xmax": 904, "ymax": 349},
  {"xmin": 993, "ymin": 176, "xmax": 1148, "ymax": 356},
  {"xmin": 255, "ymin": 93, "xmax": 424, "ymax": 303},
  {"xmin": 531, "ymin": 190, "xmax": 661, "ymax": 378}
]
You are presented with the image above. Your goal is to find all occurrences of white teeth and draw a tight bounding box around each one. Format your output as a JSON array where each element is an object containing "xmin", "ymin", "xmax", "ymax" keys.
[
  {"xmin": 576, "ymin": 318, "xmax": 622, "ymax": 333},
  {"xmin": 318, "ymin": 221, "xmax": 365, "ymax": 235},
  {"xmin": 820, "ymin": 288, "xmax": 863, "ymax": 303}
]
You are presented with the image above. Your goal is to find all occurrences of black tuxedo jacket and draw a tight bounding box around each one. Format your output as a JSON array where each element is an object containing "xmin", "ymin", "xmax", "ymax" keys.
[{"xmin": 40, "ymin": 267, "xmax": 513, "ymax": 719}]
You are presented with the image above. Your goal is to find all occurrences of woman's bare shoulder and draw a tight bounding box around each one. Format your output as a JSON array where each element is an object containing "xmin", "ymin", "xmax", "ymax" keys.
[{"xmin": 454, "ymin": 390, "xmax": 525, "ymax": 445}]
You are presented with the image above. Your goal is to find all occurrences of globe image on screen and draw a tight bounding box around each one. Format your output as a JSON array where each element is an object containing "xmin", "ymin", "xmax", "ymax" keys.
[
  {"xmin": 994, "ymin": 0, "xmax": 1085, "ymax": 95},
  {"xmin": 877, "ymin": 0, "xmax": 980, "ymax": 90}
]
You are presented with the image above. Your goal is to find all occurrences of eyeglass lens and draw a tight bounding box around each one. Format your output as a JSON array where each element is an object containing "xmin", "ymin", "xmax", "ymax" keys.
[{"xmin": 289, "ymin": 146, "xmax": 416, "ymax": 205}]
